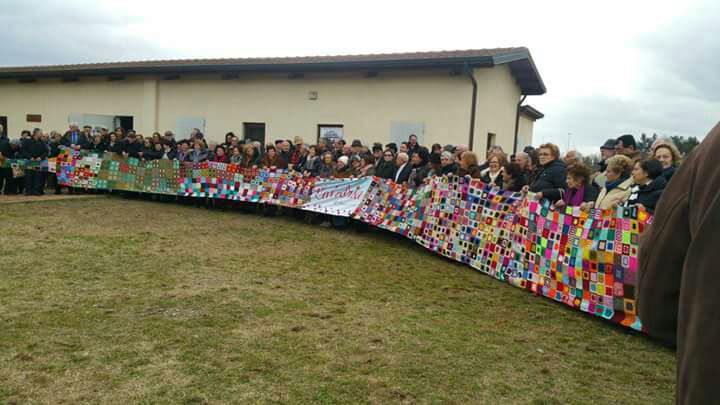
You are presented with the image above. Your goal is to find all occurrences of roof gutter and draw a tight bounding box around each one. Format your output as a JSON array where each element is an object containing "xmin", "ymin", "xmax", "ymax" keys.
[
  {"xmin": 513, "ymin": 95, "xmax": 528, "ymax": 154},
  {"xmin": 465, "ymin": 62, "xmax": 478, "ymax": 151},
  {"xmin": 0, "ymin": 56, "xmax": 496, "ymax": 80}
]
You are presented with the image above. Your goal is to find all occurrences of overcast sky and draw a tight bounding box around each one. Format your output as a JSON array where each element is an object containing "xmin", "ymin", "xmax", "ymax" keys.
[{"xmin": 2, "ymin": 0, "xmax": 718, "ymax": 154}]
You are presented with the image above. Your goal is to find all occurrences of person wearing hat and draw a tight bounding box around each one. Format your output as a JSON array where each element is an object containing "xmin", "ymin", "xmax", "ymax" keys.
[
  {"xmin": 348, "ymin": 154, "xmax": 363, "ymax": 177},
  {"xmin": 288, "ymin": 136, "xmax": 305, "ymax": 169},
  {"xmin": 81, "ymin": 125, "xmax": 95, "ymax": 150},
  {"xmin": 591, "ymin": 138, "xmax": 619, "ymax": 188},
  {"xmin": 371, "ymin": 143, "xmax": 383, "ymax": 166},
  {"xmin": 599, "ymin": 138, "xmax": 617, "ymax": 171},
  {"xmin": 334, "ymin": 155, "xmax": 350, "ymax": 178},
  {"xmin": 120, "ymin": 132, "xmax": 142, "ymax": 158},
  {"xmin": 61, "ymin": 123, "xmax": 90, "ymax": 151},
  {"xmin": 351, "ymin": 139, "xmax": 363, "ymax": 155}
]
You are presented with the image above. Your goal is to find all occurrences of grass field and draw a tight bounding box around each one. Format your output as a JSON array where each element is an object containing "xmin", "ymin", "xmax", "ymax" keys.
[{"xmin": 0, "ymin": 196, "xmax": 675, "ymax": 404}]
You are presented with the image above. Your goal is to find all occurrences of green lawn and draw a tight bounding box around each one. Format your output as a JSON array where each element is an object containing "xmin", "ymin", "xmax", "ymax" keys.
[{"xmin": 0, "ymin": 197, "xmax": 675, "ymax": 404}]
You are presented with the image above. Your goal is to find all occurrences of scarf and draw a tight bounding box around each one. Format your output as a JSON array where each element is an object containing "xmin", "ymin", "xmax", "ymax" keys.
[
  {"xmin": 563, "ymin": 184, "xmax": 586, "ymax": 207},
  {"xmin": 605, "ymin": 176, "xmax": 628, "ymax": 193}
]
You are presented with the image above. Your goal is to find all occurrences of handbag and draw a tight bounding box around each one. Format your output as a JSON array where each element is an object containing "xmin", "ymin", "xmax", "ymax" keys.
[{"xmin": 11, "ymin": 162, "xmax": 25, "ymax": 178}]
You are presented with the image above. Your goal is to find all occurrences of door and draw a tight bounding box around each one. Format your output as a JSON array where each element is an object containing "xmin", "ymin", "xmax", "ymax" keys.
[
  {"xmin": 243, "ymin": 123, "xmax": 266, "ymax": 144},
  {"xmin": 176, "ymin": 117, "xmax": 204, "ymax": 140},
  {"xmin": 0, "ymin": 116, "xmax": 7, "ymax": 138},
  {"xmin": 390, "ymin": 121, "xmax": 424, "ymax": 147},
  {"xmin": 486, "ymin": 133, "xmax": 497, "ymax": 158},
  {"xmin": 114, "ymin": 116, "xmax": 134, "ymax": 132}
]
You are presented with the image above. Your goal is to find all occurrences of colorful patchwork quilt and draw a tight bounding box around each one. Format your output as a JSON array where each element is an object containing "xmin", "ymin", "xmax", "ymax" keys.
[{"xmin": 50, "ymin": 152, "xmax": 651, "ymax": 331}]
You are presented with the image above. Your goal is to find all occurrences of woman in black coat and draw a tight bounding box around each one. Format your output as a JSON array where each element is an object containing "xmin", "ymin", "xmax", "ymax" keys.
[
  {"xmin": 526, "ymin": 143, "xmax": 567, "ymax": 202},
  {"xmin": 653, "ymin": 143, "xmax": 681, "ymax": 183},
  {"xmin": 438, "ymin": 151, "xmax": 459, "ymax": 176},
  {"xmin": 501, "ymin": 162, "xmax": 527, "ymax": 192},
  {"xmin": 408, "ymin": 148, "xmax": 431, "ymax": 188},
  {"xmin": 376, "ymin": 149, "xmax": 397, "ymax": 180},
  {"xmin": 625, "ymin": 158, "xmax": 667, "ymax": 213}
]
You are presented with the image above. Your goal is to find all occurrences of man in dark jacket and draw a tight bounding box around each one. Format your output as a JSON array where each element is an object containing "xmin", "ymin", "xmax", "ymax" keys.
[
  {"xmin": 615, "ymin": 134, "xmax": 644, "ymax": 164},
  {"xmin": 393, "ymin": 152, "xmax": 412, "ymax": 184},
  {"xmin": 638, "ymin": 121, "xmax": 720, "ymax": 404},
  {"xmin": 0, "ymin": 134, "xmax": 12, "ymax": 194},
  {"xmin": 61, "ymin": 123, "xmax": 91, "ymax": 151},
  {"xmin": 22, "ymin": 130, "xmax": 49, "ymax": 195},
  {"xmin": 120, "ymin": 133, "xmax": 142, "ymax": 158}
]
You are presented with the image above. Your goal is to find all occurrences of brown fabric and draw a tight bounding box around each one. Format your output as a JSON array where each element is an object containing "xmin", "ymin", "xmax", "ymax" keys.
[
  {"xmin": 259, "ymin": 155, "xmax": 287, "ymax": 169},
  {"xmin": 459, "ymin": 164, "xmax": 483, "ymax": 179},
  {"xmin": 638, "ymin": 121, "xmax": 720, "ymax": 404}
]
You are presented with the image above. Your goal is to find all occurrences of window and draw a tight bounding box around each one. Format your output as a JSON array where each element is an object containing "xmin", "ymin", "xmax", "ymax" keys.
[
  {"xmin": 486, "ymin": 132, "xmax": 497, "ymax": 158},
  {"xmin": 243, "ymin": 123, "xmax": 266, "ymax": 145},
  {"xmin": 317, "ymin": 124, "xmax": 344, "ymax": 146}
]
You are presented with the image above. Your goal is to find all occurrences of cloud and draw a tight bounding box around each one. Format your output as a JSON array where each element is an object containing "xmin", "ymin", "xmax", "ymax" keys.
[
  {"xmin": 535, "ymin": 94, "xmax": 719, "ymax": 156},
  {"xmin": 635, "ymin": 2, "xmax": 720, "ymax": 103},
  {"xmin": 534, "ymin": 0, "xmax": 720, "ymax": 154},
  {"xmin": 1, "ymin": 0, "xmax": 717, "ymax": 154},
  {"xmin": 0, "ymin": 0, "xmax": 173, "ymax": 66}
]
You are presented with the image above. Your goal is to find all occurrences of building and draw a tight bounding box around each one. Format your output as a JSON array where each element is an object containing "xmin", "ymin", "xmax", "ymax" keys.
[
  {"xmin": 0, "ymin": 47, "xmax": 545, "ymax": 154},
  {"xmin": 517, "ymin": 105, "xmax": 545, "ymax": 151}
]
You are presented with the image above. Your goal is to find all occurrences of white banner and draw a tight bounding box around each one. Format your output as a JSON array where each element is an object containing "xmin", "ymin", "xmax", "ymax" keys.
[{"xmin": 302, "ymin": 177, "xmax": 373, "ymax": 216}]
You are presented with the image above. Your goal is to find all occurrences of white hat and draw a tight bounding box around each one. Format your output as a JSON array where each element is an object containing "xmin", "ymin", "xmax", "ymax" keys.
[{"xmin": 338, "ymin": 156, "xmax": 348, "ymax": 165}]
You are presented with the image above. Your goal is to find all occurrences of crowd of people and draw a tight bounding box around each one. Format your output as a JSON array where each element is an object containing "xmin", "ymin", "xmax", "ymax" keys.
[{"xmin": 0, "ymin": 123, "xmax": 683, "ymax": 213}]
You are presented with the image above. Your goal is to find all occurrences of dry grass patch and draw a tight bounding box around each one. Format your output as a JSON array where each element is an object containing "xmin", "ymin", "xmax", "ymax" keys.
[{"xmin": 0, "ymin": 196, "xmax": 674, "ymax": 404}]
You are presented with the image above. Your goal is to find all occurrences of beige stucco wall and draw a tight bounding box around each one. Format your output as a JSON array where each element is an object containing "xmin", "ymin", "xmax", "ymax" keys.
[
  {"xmin": 473, "ymin": 65, "xmax": 522, "ymax": 158},
  {"xmin": 157, "ymin": 70, "xmax": 474, "ymax": 146},
  {"xmin": 0, "ymin": 66, "xmax": 529, "ymax": 151},
  {"xmin": 0, "ymin": 77, "xmax": 153, "ymax": 135},
  {"xmin": 517, "ymin": 114, "xmax": 535, "ymax": 151}
]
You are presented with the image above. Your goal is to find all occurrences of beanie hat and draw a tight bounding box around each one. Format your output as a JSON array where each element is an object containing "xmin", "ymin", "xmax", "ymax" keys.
[{"xmin": 616, "ymin": 134, "xmax": 637, "ymax": 148}]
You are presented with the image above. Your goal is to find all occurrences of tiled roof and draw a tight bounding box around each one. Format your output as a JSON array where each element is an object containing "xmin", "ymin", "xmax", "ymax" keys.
[{"xmin": 0, "ymin": 47, "xmax": 524, "ymax": 73}]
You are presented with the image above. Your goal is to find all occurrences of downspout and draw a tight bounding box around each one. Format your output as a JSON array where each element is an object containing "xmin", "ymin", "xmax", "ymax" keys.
[
  {"xmin": 465, "ymin": 62, "xmax": 478, "ymax": 151},
  {"xmin": 513, "ymin": 95, "xmax": 528, "ymax": 154}
]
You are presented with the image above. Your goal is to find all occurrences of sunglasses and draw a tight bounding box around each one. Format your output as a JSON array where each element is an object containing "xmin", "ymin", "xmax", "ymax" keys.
[{"xmin": 384, "ymin": 154, "xmax": 393, "ymax": 157}]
